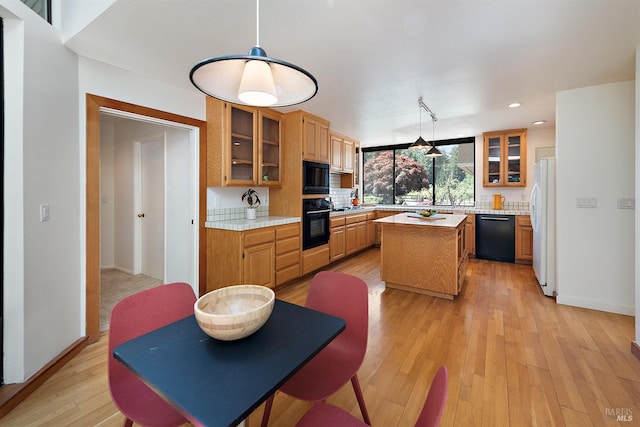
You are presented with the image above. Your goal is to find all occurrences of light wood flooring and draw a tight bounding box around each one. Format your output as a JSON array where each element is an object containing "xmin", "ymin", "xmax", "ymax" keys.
[{"xmin": 2, "ymin": 248, "xmax": 639, "ymax": 426}]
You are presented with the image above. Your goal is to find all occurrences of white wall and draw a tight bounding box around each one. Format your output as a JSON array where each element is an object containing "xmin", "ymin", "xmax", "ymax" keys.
[
  {"xmin": 2, "ymin": 0, "xmax": 82, "ymax": 381},
  {"xmin": 556, "ymin": 81, "xmax": 635, "ymax": 315},
  {"xmin": 2, "ymin": 0, "xmax": 206, "ymax": 382},
  {"xmin": 474, "ymin": 127, "xmax": 556, "ymax": 205}
]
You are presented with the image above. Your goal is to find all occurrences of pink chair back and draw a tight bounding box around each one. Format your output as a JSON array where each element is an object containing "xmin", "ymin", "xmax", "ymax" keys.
[
  {"xmin": 415, "ymin": 366, "xmax": 449, "ymax": 427},
  {"xmin": 305, "ymin": 271, "xmax": 369, "ymax": 366},
  {"xmin": 108, "ymin": 282, "xmax": 196, "ymax": 427}
]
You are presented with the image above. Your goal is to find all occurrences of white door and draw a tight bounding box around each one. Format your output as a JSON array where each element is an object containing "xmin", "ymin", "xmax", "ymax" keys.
[{"xmin": 140, "ymin": 138, "xmax": 165, "ymax": 280}]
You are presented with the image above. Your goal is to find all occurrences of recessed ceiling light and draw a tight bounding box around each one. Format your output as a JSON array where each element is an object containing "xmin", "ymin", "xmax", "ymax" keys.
[
  {"xmin": 508, "ymin": 102, "xmax": 521, "ymax": 108},
  {"xmin": 532, "ymin": 120, "xmax": 547, "ymax": 125}
]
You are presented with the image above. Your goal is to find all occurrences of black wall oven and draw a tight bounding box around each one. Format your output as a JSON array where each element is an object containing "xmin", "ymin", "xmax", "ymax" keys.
[
  {"xmin": 302, "ymin": 161, "xmax": 330, "ymax": 194},
  {"xmin": 302, "ymin": 198, "xmax": 331, "ymax": 250}
]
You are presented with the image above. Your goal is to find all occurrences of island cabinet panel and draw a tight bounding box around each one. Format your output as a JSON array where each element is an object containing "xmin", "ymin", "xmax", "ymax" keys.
[
  {"xmin": 466, "ymin": 214, "xmax": 475, "ymax": 256},
  {"xmin": 206, "ymin": 224, "xmax": 300, "ymax": 292},
  {"xmin": 374, "ymin": 211, "xmax": 399, "ymax": 245},
  {"xmin": 515, "ymin": 215, "xmax": 533, "ymax": 263},
  {"xmin": 376, "ymin": 213, "xmax": 468, "ymax": 300}
]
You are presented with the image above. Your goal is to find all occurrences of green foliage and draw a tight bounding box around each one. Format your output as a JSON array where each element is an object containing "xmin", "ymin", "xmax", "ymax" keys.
[{"xmin": 241, "ymin": 188, "xmax": 261, "ymax": 208}]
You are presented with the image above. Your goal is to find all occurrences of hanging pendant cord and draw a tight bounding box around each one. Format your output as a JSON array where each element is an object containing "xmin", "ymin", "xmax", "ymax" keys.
[{"xmin": 255, "ymin": 0, "xmax": 260, "ymax": 47}]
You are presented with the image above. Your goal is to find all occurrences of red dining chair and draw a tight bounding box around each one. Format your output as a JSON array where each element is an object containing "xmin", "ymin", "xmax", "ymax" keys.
[
  {"xmin": 295, "ymin": 366, "xmax": 449, "ymax": 427},
  {"xmin": 261, "ymin": 271, "xmax": 371, "ymax": 426},
  {"xmin": 108, "ymin": 282, "xmax": 196, "ymax": 427}
]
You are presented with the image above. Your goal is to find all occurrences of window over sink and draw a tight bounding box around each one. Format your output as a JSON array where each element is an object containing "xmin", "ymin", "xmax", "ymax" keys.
[{"xmin": 362, "ymin": 137, "xmax": 475, "ymax": 207}]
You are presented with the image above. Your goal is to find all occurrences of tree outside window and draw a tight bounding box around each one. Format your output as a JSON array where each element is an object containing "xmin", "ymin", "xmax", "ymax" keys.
[{"xmin": 362, "ymin": 139, "xmax": 474, "ymax": 207}]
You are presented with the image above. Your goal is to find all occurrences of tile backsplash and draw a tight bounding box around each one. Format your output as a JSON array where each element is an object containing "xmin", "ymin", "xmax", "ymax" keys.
[
  {"xmin": 207, "ymin": 205, "xmax": 269, "ymax": 222},
  {"xmin": 329, "ymin": 174, "xmax": 354, "ymax": 208}
]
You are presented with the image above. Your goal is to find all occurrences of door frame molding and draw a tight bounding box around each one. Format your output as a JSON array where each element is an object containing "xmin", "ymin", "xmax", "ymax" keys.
[{"xmin": 86, "ymin": 94, "xmax": 207, "ymax": 343}]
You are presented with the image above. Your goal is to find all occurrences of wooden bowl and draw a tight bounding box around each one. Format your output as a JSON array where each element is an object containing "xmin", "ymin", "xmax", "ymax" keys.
[{"xmin": 194, "ymin": 285, "xmax": 275, "ymax": 341}]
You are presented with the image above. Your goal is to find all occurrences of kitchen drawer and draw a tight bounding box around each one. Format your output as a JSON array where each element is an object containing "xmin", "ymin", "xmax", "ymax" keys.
[
  {"xmin": 276, "ymin": 223, "xmax": 299, "ymax": 240},
  {"xmin": 276, "ymin": 264, "xmax": 300, "ymax": 286},
  {"xmin": 330, "ymin": 216, "xmax": 346, "ymax": 228},
  {"xmin": 276, "ymin": 236, "xmax": 300, "ymax": 255},
  {"xmin": 244, "ymin": 228, "xmax": 276, "ymax": 247},
  {"xmin": 366, "ymin": 212, "xmax": 376, "ymax": 220},
  {"xmin": 345, "ymin": 213, "xmax": 367, "ymax": 225},
  {"xmin": 276, "ymin": 251, "xmax": 299, "ymax": 270}
]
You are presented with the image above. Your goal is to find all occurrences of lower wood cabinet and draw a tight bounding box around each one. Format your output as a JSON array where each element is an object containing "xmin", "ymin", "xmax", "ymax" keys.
[
  {"xmin": 302, "ymin": 244, "xmax": 330, "ymax": 275},
  {"xmin": 206, "ymin": 223, "xmax": 301, "ymax": 292},
  {"xmin": 515, "ymin": 215, "xmax": 533, "ymax": 263},
  {"xmin": 330, "ymin": 217, "xmax": 346, "ymax": 262}
]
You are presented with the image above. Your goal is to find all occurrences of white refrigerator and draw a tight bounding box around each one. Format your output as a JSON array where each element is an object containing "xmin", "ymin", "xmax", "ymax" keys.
[{"xmin": 530, "ymin": 157, "xmax": 556, "ymax": 297}]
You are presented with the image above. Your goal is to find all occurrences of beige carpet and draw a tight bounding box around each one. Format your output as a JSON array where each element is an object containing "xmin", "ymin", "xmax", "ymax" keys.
[{"xmin": 100, "ymin": 269, "xmax": 163, "ymax": 332}]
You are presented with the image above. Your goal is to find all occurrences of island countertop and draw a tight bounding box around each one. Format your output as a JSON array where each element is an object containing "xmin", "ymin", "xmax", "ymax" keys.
[{"xmin": 374, "ymin": 212, "xmax": 467, "ymax": 229}]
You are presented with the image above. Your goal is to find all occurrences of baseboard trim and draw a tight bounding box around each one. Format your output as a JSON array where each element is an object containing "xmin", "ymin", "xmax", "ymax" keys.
[
  {"xmin": 632, "ymin": 341, "xmax": 640, "ymax": 362},
  {"xmin": 0, "ymin": 336, "xmax": 88, "ymax": 419}
]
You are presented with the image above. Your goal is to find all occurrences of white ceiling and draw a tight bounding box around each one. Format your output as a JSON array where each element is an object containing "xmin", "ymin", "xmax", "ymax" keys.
[{"xmin": 65, "ymin": 0, "xmax": 640, "ymax": 147}]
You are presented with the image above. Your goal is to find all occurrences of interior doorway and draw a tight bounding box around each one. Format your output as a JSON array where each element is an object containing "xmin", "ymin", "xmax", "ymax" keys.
[{"xmin": 86, "ymin": 94, "xmax": 207, "ymax": 342}]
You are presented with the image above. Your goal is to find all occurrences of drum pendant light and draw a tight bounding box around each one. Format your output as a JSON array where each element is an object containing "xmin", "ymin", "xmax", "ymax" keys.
[{"xmin": 189, "ymin": 0, "xmax": 318, "ymax": 107}]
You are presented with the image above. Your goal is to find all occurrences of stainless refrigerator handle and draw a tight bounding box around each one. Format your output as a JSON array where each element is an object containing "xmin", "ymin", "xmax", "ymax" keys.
[
  {"xmin": 306, "ymin": 209, "xmax": 331, "ymax": 215},
  {"xmin": 479, "ymin": 216, "xmax": 510, "ymax": 221}
]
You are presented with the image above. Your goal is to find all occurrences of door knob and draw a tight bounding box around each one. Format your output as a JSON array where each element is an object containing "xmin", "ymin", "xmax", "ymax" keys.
[{"xmin": 137, "ymin": 213, "xmax": 145, "ymax": 218}]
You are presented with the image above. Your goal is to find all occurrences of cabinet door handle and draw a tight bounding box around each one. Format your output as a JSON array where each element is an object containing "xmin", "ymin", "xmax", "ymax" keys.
[{"xmin": 137, "ymin": 213, "xmax": 145, "ymax": 218}]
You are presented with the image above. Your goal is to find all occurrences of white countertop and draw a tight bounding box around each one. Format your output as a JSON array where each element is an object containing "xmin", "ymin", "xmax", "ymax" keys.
[
  {"xmin": 206, "ymin": 205, "xmax": 528, "ymax": 231},
  {"xmin": 205, "ymin": 216, "xmax": 300, "ymax": 231},
  {"xmin": 374, "ymin": 212, "xmax": 468, "ymax": 228}
]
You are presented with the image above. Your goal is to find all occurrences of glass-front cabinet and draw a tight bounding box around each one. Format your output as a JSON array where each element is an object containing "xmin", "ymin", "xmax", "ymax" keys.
[
  {"xmin": 206, "ymin": 98, "xmax": 282, "ymax": 187},
  {"xmin": 259, "ymin": 110, "xmax": 282, "ymax": 186},
  {"xmin": 483, "ymin": 129, "xmax": 527, "ymax": 187},
  {"xmin": 229, "ymin": 105, "xmax": 256, "ymax": 184}
]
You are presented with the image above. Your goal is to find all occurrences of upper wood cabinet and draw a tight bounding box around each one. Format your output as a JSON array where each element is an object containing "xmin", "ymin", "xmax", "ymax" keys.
[
  {"xmin": 302, "ymin": 114, "xmax": 330, "ymax": 163},
  {"xmin": 483, "ymin": 129, "xmax": 527, "ymax": 187},
  {"xmin": 330, "ymin": 130, "xmax": 356, "ymax": 174},
  {"xmin": 206, "ymin": 98, "xmax": 282, "ymax": 187}
]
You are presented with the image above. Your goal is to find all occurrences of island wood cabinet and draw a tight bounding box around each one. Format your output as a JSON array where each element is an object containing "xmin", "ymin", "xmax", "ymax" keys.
[
  {"xmin": 515, "ymin": 215, "xmax": 533, "ymax": 263},
  {"xmin": 206, "ymin": 223, "xmax": 300, "ymax": 292},
  {"xmin": 301, "ymin": 113, "xmax": 330, "ymax": 163},
  {"xmin": 466, "ymin": 214, "xmax": 475, "ymax": 256},
  {"xmin": 376, "ymin": 214, "xmax": 468, "ymax": 299},
  {"xmin": 206, "ymin": 98, "xmax": 283, "ymax": 187},
  {"xmin": 483, "ymin": 129, "xmax": 527, "ymax": 187}
]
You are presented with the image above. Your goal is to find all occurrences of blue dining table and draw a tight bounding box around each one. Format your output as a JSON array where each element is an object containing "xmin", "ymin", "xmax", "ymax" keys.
[{"xmin": 113, "ymin": 299, "xmax": 346, "ymax": 427}]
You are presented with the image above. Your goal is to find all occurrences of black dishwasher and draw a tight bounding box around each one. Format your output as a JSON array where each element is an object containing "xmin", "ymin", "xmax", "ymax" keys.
[{"xmin": 475, "ymin": 214, "xmax": 515, "ymax": 263}]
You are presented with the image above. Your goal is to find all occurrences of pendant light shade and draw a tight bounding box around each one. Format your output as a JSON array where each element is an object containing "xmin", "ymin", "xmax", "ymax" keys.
[{"xmin": 189, "ymin": 1, "xmax": 318, "ymax": 107}]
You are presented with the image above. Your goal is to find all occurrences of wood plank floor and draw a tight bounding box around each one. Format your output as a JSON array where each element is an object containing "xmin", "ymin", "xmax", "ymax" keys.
[{"xmin": 2, "ymin": 248, "xmax": 639, "ymax": 426}]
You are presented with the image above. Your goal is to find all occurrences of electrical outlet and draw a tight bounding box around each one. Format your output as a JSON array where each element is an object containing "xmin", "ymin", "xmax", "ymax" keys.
[
  {"xmin": 576, "ymin": 197, "xmax": 597, "ymax": 208},
  {"xmin": 617, "ymin": 198, "xmax": 635, "ymax": 209}
]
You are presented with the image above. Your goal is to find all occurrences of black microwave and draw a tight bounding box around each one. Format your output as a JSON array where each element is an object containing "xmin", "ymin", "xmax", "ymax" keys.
[{"xmin": 303, "ymin": 161, "xmax": 330, "ymax": 194}]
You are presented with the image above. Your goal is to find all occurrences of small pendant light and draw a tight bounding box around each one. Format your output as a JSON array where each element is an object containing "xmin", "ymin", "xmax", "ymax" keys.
[
  {"xmin": 409, "ymin": 97, "xmax": 442, "ymax": 157},
  {"xmin": 189, "ymin": 0, "xmax": 318, "ymax": 107}
]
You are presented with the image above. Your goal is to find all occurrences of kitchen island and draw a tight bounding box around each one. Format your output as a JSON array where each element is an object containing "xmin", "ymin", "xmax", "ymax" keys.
[{"xmin": 374, "ymin": 212, "xmax": 468, "ymax": 299}]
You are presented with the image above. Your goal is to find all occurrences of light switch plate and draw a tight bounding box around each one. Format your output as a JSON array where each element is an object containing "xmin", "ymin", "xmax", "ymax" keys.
[{"xmin": 40, "ymin": 204, "xmax": 50, "ymax": 222}]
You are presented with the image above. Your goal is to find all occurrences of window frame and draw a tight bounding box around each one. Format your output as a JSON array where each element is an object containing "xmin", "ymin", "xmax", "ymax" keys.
[{"xmin": 361, "ymin": 137, "xmax": 476, "ymax": 206}]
